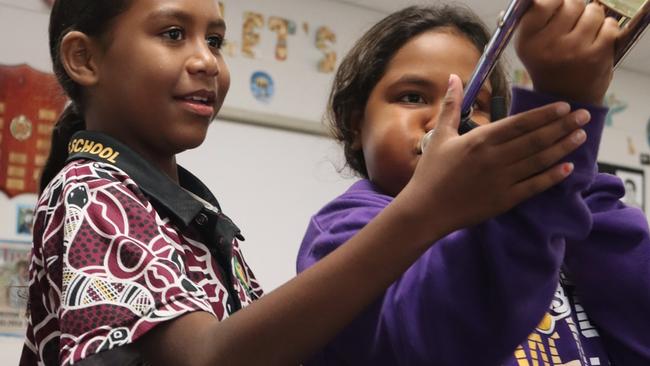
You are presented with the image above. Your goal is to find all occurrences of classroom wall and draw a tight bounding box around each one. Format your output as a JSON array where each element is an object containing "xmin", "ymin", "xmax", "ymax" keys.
[{"xmin": 1, "ymin": 0, "xmax": 650, "ymax": 363}]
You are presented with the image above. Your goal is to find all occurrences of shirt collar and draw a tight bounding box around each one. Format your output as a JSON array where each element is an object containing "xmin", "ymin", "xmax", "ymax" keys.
[{"xmin": 66, "ymin": 130, "xmax": 239, "ymax": 236}]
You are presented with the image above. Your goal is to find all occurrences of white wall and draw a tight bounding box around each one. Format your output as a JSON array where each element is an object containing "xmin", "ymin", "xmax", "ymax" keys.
[{"xmin": 177, "ymin": 120, "xmax": 354, "ymax": 291}]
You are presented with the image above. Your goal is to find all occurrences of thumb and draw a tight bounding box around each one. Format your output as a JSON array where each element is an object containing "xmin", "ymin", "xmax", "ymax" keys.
[{"xmin": 435, "ymin": 74, "xmax": 463, "ymax": 136}]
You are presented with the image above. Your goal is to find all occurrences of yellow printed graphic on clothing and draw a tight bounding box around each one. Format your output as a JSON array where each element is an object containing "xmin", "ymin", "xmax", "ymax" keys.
[
  {"xmin": 539, "ymin": 284, "xmax": 573, "ymax": 334},
  {"xmin": 513, "ymin": 285, "xmax": 575, "ymax": 365},
  {"xmin": 515, "ymin": 331, "xmax": 560, "ymax": 366},
  {"xmin": 512, "ymin": 278, "xmax": 605, "ymax": 366},
  {"xmin": 514, "ymin": 329, "xmax": 588, "ymax": 366}
]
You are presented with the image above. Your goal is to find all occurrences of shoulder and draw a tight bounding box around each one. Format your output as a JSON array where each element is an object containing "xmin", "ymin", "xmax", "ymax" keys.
[
  {"xmin": 39, "ymin": 159, "xmax": 148, "ymax": 211},
  {"xmin": 297, "ymin": 180, "xmax": 391, "ymax": 270},
  {"xmin": 33, "ymin": 159, "xmax": 155, "ymax": 253},
  {"xmin": 312, "ymin": 180, "xmax": 390, "ymax": 231}
]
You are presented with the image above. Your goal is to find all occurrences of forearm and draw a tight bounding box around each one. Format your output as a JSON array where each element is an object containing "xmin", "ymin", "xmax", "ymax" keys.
[{"xmin": 142, "ymin": 193, "xmax": 446, "ymax": 366}]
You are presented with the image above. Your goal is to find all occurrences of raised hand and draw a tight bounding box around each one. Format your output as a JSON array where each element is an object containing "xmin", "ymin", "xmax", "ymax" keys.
[
  {"xmin": 515, "ymin": 0, "xmax": 621, "ymax": 104},
  {"xmin": 399, "ymin": 74, "xmax": 589, "ymax": 237}
]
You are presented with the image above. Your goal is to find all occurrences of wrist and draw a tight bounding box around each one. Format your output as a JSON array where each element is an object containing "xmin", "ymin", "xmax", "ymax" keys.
[
  {"xmin": 531, "ymin": 85, "xmax": 605, "ymax": 106},
  {"xmin": 512, "ymin": 87, "xmax": 608, "ymax": 112},
  {"xmin": 389, "ymin": 183, "xmax": 451, "ymax": 249}
]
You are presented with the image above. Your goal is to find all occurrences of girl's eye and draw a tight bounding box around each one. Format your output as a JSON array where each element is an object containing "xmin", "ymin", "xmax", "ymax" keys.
[
  {"xmin": 162, "ymin": 28, "xmax": 184, "ymax": 41},
  {"xmin": 399, "ymin": 93, "xmax": 426, "ymax": 104},
  {"xmin": 206, "ymin": 35, "xmax": 224, "ymax": 50},
  {"xmin": 471, "ymin": 100, "xmax": 491, "ymax": 121},
  {"xmin": 472, "ymin": 100, "xmax": 490, "ymax": 113}
]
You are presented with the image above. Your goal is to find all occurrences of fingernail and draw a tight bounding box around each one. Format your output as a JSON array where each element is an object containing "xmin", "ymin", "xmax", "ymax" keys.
[
  {"xmin": 576, "ymin": 110, "xmax": 591, "ymax": 126},
  {"xmin": 572, "ymin": 129, "xmax": 586, "ymax": 144},
  {"xmin": 447, "ymin": 74, "xmax": 456, "ymax": 94},
  {"xmin": 556, "ymin": 103, "xmax": 571, "ymax": 116},
  {"xmin": 563, "ymin": 162, "xmax": 574, "ymax": 176}
]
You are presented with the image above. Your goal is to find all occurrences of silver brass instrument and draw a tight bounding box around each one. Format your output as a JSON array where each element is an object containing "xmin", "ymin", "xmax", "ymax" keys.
[{"xmin": 421, "ymin": 0, "xmax": 650, "ymax": 151}]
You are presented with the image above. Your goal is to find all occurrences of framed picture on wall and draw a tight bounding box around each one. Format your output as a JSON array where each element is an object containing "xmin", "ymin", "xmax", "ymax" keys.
[{"xmin": 598, "ymin": 162, "xmax": 645, "ymax": 212}]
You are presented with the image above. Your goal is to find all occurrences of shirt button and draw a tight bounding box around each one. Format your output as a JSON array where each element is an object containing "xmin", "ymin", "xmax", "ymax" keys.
[
  {"xmin": 226, "ymin": 303, "xmax": 232, "ymax": 313},
  {"xmin": 195, "ymin": 213, "xmax": 208, "ymax": 226}
]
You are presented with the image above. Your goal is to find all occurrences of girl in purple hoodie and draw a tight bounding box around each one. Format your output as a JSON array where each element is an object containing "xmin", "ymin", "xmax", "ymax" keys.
[{"xmin": 298, "ymin": 2, "xmax": 649, "ymax": 365}]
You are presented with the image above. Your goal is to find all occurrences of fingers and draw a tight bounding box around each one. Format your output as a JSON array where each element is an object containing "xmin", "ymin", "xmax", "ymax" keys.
[
  {"xmin": 497, "ymin": 109, "xmax": 591, "ymax": 164},
  {"xmin": 545, "ymin": 0, "xmax": 586, "ymax": 36},
  {"xmin": 433, "ymin": 74, "xmax": 463, "ymax": 138},
  {"xmin": 572, "ymin": 2, "xmax": 606, "ymax": 43},
  {"xmin": 518, "ymin": 0, "xmax": 563, "ymax": 39},
  {"xmin": 597, "ymin": 16, "xmax": 621, "ymax": 52},
  {"xmin": 508, "ymin": 162, "xmax": 575, "ymax": 205},
  {"xmin": 479, "ymin": 102, "xmax": 572, "ymax": 145},
  {"xmin": 508, "ymin": 127, "xmax": 585, "ymax": 182}
]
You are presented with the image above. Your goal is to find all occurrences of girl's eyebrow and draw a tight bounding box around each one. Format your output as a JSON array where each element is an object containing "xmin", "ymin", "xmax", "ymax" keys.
[
  {"xmin": 393, "ymin": 74, "xmax": 493, "ymax": 96},
  {"xmin": 393, "ymin": 75, "xmax": 435, "ymax": 88},
  {"xmin": 145, "ymin": 8, "xmax": 226, "ymax": 30}
]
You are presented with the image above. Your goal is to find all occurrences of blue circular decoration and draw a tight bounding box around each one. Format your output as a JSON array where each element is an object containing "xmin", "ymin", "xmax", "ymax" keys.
[{"xmin": 250, "ymin": 71, "xmax": 274, "ymax": 103}]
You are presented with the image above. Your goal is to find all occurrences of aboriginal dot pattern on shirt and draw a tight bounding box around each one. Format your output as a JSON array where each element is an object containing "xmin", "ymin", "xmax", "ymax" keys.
[{"xmin": 20, "ymin": 160, "xmax": 263, "ymax": 366}]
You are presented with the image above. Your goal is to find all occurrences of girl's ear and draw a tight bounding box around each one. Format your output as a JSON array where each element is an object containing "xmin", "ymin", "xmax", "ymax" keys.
[{"xmin": 59, "ymin": 31, "xmax": 100, "ymax": 87}]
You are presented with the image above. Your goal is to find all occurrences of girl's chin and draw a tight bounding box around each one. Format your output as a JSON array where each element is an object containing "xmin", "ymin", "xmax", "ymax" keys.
[{"xmin": 171, "ymin": 129, "xmax": 209, "ymax": 152}]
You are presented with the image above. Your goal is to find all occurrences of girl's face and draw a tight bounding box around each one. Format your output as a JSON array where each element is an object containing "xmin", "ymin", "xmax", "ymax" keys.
[
  {"xmin": 88, "ymin": 0, "xmax": 229, "ymax": 160},
  {"xmin": 358, "ymin": 29, "xmax": 492, "ymax": 196}
]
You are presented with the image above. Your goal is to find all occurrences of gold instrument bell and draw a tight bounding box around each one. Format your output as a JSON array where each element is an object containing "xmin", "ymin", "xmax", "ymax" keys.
[{"xmin": 591, "ymin": 0, "xmax": 650, "ymax": 67}]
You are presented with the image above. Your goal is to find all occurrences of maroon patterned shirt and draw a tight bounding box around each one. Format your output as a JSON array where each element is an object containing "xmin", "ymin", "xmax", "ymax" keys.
[{"xmin": 20, "ymin": 131, "xmax": 263, "ymax": 365}]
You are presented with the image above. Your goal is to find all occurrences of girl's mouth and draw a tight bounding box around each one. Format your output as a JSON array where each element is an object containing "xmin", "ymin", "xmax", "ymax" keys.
[
  {"xmin": 176, "ymin": 98, "xmax": 215, "ymax": 117},
  {"xmin": 174, "ymin": 91, "xmax": 217, "ymax": 118}
]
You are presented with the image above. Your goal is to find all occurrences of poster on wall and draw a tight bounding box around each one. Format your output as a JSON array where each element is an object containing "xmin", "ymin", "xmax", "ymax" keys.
[
  {"xmin": 0, "ymin": 241, "xmax": 30, "ymax": 336},
  {"xmin": 598, "ymin": 162, "xmax": 645, "ymax": 212}
]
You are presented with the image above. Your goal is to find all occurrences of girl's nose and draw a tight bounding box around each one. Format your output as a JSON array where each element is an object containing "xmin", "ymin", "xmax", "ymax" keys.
[
  {"xmin": 187, "ymin": 42, "xmax": 220, "ymax": 77},
  {"xmin": 419, "ymin": 112, "xmax": 437, "ymax": 153},
  {"xmin": 422, "ymin": 111, "xmax": 437, "ymax": 132}
]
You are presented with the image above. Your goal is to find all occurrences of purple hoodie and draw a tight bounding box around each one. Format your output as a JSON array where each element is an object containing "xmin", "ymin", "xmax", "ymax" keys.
[{"xmin": 297, "ymin": 88, "xmax": 650, "ymax": 366}]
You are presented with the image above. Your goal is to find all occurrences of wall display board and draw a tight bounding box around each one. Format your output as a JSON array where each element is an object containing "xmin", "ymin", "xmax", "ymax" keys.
[
  {"xmin": 0, "ymin": 63, "xmax": 64, "ymax": 336},
  {"xmin": 216, "ymin": 0, "xmax": 382, "ymax": 134}
]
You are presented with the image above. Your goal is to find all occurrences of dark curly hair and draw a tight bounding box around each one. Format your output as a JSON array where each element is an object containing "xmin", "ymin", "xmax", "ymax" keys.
[{"xmin": 328, "ymin": 4, "xmax": 511, "ymax": 178}]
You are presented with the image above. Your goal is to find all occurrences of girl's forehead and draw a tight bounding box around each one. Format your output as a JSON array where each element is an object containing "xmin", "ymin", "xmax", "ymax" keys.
[
  {"xmin": 127, "ymin": 0, "xmax": 224, "ymax": 21},
  {"xmin": 388, "ymin": 31, "xmax": 480, "ymax": 70},
  {"xmin": 379, "ymin": 30, "xmax": 492, "ymax": 93}
]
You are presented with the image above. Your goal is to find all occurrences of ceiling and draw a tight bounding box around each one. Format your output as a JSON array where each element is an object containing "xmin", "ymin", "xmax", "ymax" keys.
[{"xmin": 325, "ymin": 0, "xmax": 650, "ymax": 75}]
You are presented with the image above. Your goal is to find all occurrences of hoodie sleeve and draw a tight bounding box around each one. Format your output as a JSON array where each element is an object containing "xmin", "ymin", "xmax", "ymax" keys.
[
  {"xmin": 297, "ymin": 87, "xmax": 609, "ymax": 366},
  {"xmin": 564, "ymin": 173, "xmax": 650, "ymax": 365}
]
